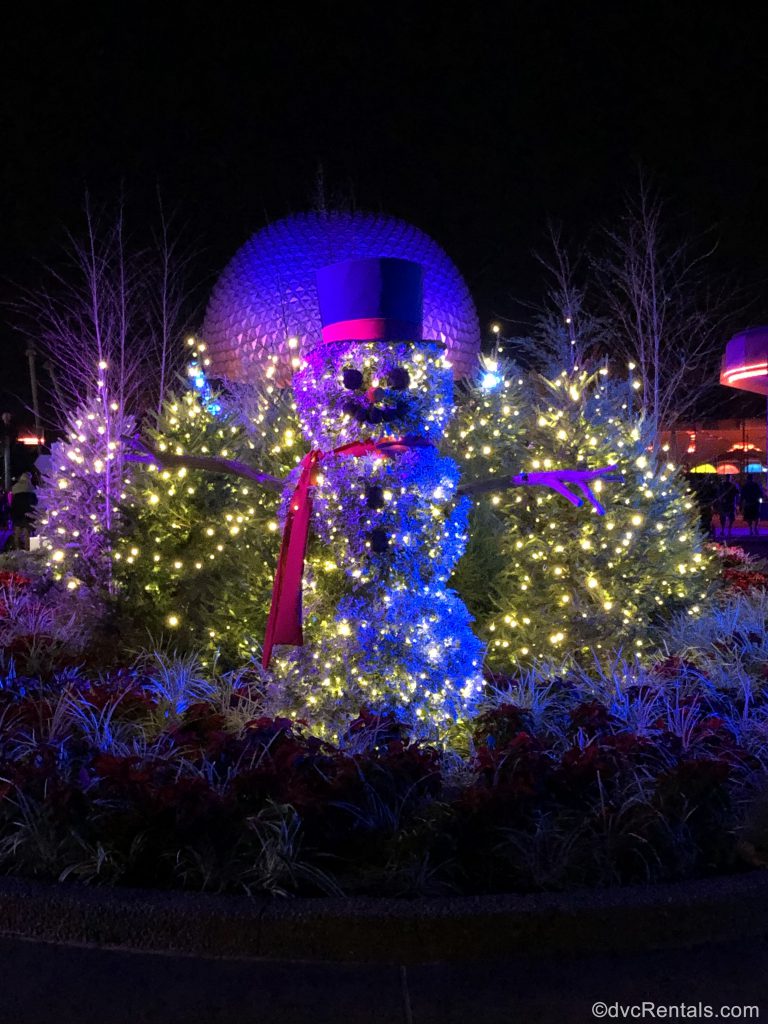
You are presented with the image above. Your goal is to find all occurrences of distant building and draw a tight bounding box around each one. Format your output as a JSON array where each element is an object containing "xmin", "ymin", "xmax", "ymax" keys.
[
  {"xmin": 682, "ymin": 326, "xmax": 768, "ymax": 474},
  {"xmin": 661, "ymin": 418, "xmax": 767, "ymax": 475}
]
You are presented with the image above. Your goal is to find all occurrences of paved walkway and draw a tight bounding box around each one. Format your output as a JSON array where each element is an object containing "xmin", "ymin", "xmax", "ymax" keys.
[
  {"xmin": 710, "ymin": 524, "xmax": 768, "ymax": 558},
  {"xmin": 1, "ymin": 934, "xmax": 767, "ymax": 1023}
]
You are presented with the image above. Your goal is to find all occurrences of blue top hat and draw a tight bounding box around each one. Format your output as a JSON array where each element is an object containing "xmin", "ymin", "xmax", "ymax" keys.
[{"xmin": 316, "ymin": 257, "xmax": 423, "ymax": 345}]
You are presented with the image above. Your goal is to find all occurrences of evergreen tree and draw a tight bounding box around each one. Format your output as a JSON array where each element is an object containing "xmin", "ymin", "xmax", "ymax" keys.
[
  {"xmin": 39, "ymin": 348, "xmax": 716, "ymax": 705},
  {"xmin": 114, "ymin": 362, "xmax": 301, "ymax": 662},
  {"xmin": 446, "ymin": 362, "xmax": 717, "ymax": 668}
]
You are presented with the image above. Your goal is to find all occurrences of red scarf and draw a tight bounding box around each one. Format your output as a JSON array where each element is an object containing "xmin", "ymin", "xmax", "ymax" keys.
[{"xmin": 262, "ymin": 436, "xmax": 431, "ymax": 668}]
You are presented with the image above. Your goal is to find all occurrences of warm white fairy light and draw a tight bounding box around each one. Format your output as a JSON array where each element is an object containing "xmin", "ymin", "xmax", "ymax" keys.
[
  {"xmin": 39, "ymin": 334, "xmax": 715, "ymax": 737},
  {"xmin": 446, "ymin": 362, "xmax": 716, "ymax": 667}
]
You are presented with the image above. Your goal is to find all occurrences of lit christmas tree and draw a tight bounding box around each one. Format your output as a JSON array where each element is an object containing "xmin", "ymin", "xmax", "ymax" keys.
[
  {"xmin": 446, "ymin": 362, "xmax": 717, "ymax": 667},
  {"xmin": 115, "ymin": 341, "xmax": 301, "ymax": 660},
  {"xmin": 36, "ymin": 267, "xmax": 621, "ymax": 740},
  {"xmin": 36, "ymin": 391, "xmax": 134, "ymax": 592}
]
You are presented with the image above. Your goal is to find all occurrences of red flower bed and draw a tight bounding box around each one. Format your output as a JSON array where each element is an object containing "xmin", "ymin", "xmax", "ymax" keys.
[
  {"xmin": 723, "ymin": 567, "xmax": 768, "ymax": 593},
  {"xmin": 0, "ymin": 571, "xmax": 31, "ymax": 588},
  {"xmin": 0, "ymin": 549, "xmax": 766, "ymax": 895},
  {"xmin": 0, "ymin": 666, "xmax": 763, "ymax": 897},
  {"xmin": 0, "ymin": 570, "xmax": 31, "ymax": 619}
]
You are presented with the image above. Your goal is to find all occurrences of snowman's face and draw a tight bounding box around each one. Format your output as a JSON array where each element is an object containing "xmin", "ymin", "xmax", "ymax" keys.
[{"xmin": 294, "ymin": 340, "xmax": 454, "ymax": 448}]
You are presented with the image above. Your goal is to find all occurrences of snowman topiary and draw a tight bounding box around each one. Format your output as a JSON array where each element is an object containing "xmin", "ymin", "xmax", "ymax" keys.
[{"xmin": 260, "ymin": 258, "xmax": 615, "ymax": 738}]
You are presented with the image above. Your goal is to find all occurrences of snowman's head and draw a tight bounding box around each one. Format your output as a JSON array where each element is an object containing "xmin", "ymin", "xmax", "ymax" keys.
[{"xmin": 294, "ymin": 258, "xmax": 454, "ymax": 448}]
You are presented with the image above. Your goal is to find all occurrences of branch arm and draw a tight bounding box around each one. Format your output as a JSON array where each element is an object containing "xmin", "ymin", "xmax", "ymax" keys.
[
  {"xmin": 458, "ymin": 466, "xmax": 621, "ymax": 516},
  {"xmin": 457, "ymin": 474, "xmax": 523, "ymax": 497},
  {"xmin": 124, "ymin": 436, "xmax": 284, "ymax": 492}
]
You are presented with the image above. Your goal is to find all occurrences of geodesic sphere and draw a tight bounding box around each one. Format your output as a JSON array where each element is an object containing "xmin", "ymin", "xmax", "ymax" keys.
[{"xmin": 201, "ymin": 212, "xmax": 481, "ymax": 385}]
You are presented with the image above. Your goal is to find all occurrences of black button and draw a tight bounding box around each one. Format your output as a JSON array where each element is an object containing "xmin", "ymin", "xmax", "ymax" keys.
[
  {"xmin": 369, "ymin": 528, "xmax": 389, "ymax": 552},
  {"xmin": 366, "ymin": 485, "xmax": 385, "ymax": 509}
]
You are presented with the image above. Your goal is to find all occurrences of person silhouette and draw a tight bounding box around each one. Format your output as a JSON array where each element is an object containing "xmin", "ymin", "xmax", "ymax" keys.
[
  {"xmin": 10, "ymin": 471, "xmax": 37, "ymax": 551},
  {"xmin": 740, "ymin": 473, "xmax": 766, "ymax": 536},
  {"xmin": 715, "ymin": 474, "xmax": 740, "ymax": 541}
]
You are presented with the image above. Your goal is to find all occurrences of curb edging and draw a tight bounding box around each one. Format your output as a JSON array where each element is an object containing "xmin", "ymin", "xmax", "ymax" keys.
[{"xmin": 0, "ymin": 871, "xmax": 766, "ymax": 963}]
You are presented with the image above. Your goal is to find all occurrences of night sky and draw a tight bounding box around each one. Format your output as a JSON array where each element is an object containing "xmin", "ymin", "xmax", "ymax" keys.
[{"xmin": 2, "ymin": 4, "xmax": 768, "ymax": 420}]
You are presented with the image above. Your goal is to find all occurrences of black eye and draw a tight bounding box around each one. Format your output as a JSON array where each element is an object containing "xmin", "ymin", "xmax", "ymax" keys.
[
  {"xmin": 343, "ymin": 367, "xmax": 364, "ymax": 390},
  {"xmin": 387, "ymin": 367, "xmax": 410, "ymax": 390}
]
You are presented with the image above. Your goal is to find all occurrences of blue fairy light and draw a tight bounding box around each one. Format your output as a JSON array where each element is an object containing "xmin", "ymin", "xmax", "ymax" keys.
[{"xmin": 481, "ymin": 370, "xmax": 502, "ymax": 390}]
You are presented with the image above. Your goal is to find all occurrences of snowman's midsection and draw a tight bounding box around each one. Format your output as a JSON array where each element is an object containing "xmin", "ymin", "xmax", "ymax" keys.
[{"xmin": 307, "ymin": 453, "xmax": 470, "ymax": 581}]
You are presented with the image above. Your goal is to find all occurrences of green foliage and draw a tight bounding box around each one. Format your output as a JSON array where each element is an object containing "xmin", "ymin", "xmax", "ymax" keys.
[
  {"xmin": 0, "ymin": 568, "xmax": 100, "ymax": 677},
  {"xmin": 0, "ymin": 631, "xmax": 765, "ymax": 895},
  {"xmin": 445, "ymin": 363, "xmax": 718, "ymax": 668},
  {"xmin": 33, "ymin": 351, "xmax": 719, "ymax": 709},
  {"xmin": 114, "ymin": 383, "xmax": 302, "ymax": 662}
]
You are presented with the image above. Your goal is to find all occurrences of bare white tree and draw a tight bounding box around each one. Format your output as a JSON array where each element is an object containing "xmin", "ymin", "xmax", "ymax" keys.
[
  {"xmin": 498, "ymin": 225, "xmax": 608, "ymax": 377},
  {"xmin": 531, "ymin": 224, "xmax": 608, "ymax": 373},
  {"xmin": 18, "ymin": 196, "xmax": 140, "ymax": 419},
  {"xmin": 15, "ymin": 193, "xmax": 195, "ymax": 544},
  {"xmin": 146, "ymin": 195, "xmax": 197, "ymax": 418},
  {"xmin": 595, "ymin": 179, "xmax": 737, "ymax": 437},
  {"xmin": 16, "ymin": 192, "xmax": 194, "ymax": 425},
  {"xmin": 15, "ymin": 197, "xmax": 144, "ymax": 535}
]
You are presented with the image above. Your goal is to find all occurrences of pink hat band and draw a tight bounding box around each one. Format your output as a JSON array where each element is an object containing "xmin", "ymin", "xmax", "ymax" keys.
[{"xmin": 320, "ymin": 316, "xmax": 422, "ymax": 344}]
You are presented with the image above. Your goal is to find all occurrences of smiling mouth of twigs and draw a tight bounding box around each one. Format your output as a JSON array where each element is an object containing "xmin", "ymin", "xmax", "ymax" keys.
[{"xmin": 342, "ymin": 393, "xmax": 408, "ymax": 425}]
